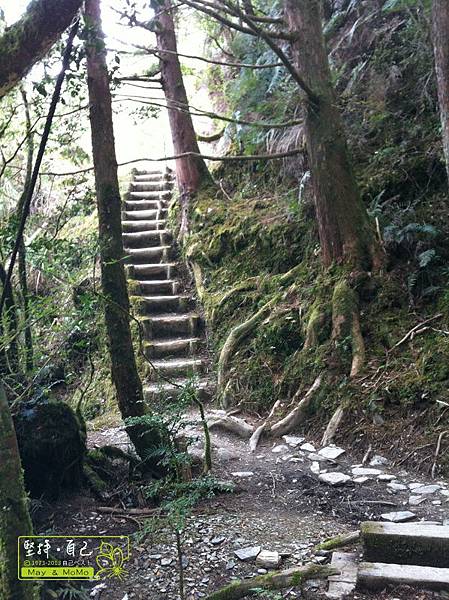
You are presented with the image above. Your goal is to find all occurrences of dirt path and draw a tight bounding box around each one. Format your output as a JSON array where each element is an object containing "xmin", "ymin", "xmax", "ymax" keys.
[{"xmin": 40, "ymin": 412, "xmax": 449, "ymax": 599}]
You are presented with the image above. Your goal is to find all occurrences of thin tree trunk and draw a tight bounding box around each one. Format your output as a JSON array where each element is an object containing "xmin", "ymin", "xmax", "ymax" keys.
[
  {"xmin": 0, "ymin": 0, "xmax": 83, "ymax": 99},
  {"xmin": 284, "ymin": 0, "xmax": 379, "ymax": 270},
  {"xmin": 432, "ymin": 0, "xmax": 449, "ymax": 183},
  {"xmin": 18, "ymin": 88, "xmax": 34, "ymax": 372},
  {"xmin": 85, "ymin": 0, "xmax": 162, "ymax": 468},
  {"xmin": 0, "ymin": 263, "xmax": 20, "ymax": 373},
  {"xmin": 0, "ymin": 383, "xmax": 37, "ymax": 600},
  {"xmin": 150, "ymin": 0, "xmax": 211, "ymax": 235}
]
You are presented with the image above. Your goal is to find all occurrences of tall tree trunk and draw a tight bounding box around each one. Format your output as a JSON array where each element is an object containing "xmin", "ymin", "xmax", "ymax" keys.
[
  {"xmin": 0, "ymin": 263, "xmax": 20, "ymax": 374},
  {"xmin": 431, "ymin": 0, "xmax": 449, "ymax": 183},
  {"xmin": 0, "ymin": 384, "xmax": 37, "ymax": 600},
  {"xmin": 85, "ymin": 0, "xmax": 162, "ymax": 468},
  {"xmin": 18, "ymin": 88, "xmax": 34, "ymax": 372},
  {"xmin": 150, "ymin": 0, "xmax": 211, "ymax": 235},
  {"xmin": 0, "ymin": 0, "xmax": 83, "ymax": 99},
  {"xmin": 284, "ymin": 0, "xmax": 379, "ymax": 270}
]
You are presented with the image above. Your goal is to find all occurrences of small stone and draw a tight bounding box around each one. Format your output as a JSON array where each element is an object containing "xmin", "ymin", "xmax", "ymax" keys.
[
  {"xmin": 409, "ymin": 495, "xmax": 426, "ymax": 506},
  {"xmin": 272, "ymin": 444, "xmax": 289, "ymax": 454},
  {"xmin": 301, "ymin": 442, "xmax": 316, "ymax": 452},
  {"xmin": 161, "ymin": 558, "xmax": 173, "ymax": 566},
  {"xmin": 231, "ymin": 471, "xmax": 254, "ymax": 478},
  {"xmin": 378, "ymin": 474, "xmax": 397, "ymax": 482},
  {"xmin": 319, "ymin": 472, "xmax": 351, "ymax": 486},
  {"xmin": 353, "ymin": 476, "xmax": 369, "ymax": 484},
  {"xmin": 256, "ymin": 550, "xmax": 280, "ymax": 569},
  {"xmin": 234, "ymin": 546, "xmax": 261, "ymax": 562},
  {"xmin": 352, "ymin": 467, "xmax": 382, "ymax": 477},
  {"xmin": 441, "ymin": 490, "xmax": 449, "ymax": 497},
  {"xmin": 289, "ymin": 457, "xmax": 303, "ymax": 463},
  {"xmin": 408, "ymin": 482, "xmax": 423, "ymax": 490},
  {"xmin": 257, "ymin": 568, "xmax": 268, "ymax": 575},
  {"xmin": 211, "ymin": 536, "xmax": 225, "ymax": 545},
  {"xmin": 225, "ymin": 560, "xmax": 236, "ymax": 570},
  {"xmin": 381, "ymin": 511, "xmax": 416, "ymax": 523},
  {"xmin": 370, "ymin": 455, "xmax": 389, "ymax": 466},
  {"xmin": 443, "ymin": 519, "xmax": 449, "ymax": 526},
  {"xmin": 310, "ymin": 462, "xmax": 320, "ymax": 475},
  {"xmin": 433, "ymin": 500, "xmax": 442, "ymax": 506},
  {"xmin": 318, "ymin": 446, "xmax": 345, "ymax": 460},
  {"xmin": 388, "ymin": 482, "xmax": 408, "ymax": 491},
  {"xmin": 282, "ymin": 435, "xmax": 305, "ymax": 447},
  {"xmin": 413, "ymin": 484, "xmax": 441, "ymax": 495}
]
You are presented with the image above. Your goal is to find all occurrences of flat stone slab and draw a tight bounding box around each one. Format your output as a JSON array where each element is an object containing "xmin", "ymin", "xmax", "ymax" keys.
[
  {"xmin": 301, "ymin": 442, "xmax": 316, "ymax": 452},
  {"xmin": 358, "ymin": 562, "xmax": 449, "ymax": 591},
  {"xmin": 413, "ymin": 484, "xmax": 441, "ymax": 495},
  {"xmin": 319, "ymin": 446, "xmax": 346, "ymax": 460},
  {"xmin": 256, "ymin": 550, "xmax": 280, "ymax": 569},
  {"xmin": 282, "ymin": 435, "xmax": 305, "ymax": 447},
  {"xmin": 319, "ymin": 472, "xmax": 351, "ymax": 486},
  {"xmin": 361, "ymin": 521, "xmax": 449, "ymax": 568},
  {"xmin": 231, "ymin": 471, "xmax": 254, "ymax": 478},
  {"xmin": 272, "ymin": 444, "xmax": 289, "ymax": 453},
  {"xmin": 326, "ymin": 552, "xmax": 357, "ymax": 599},
  {"xmin": 380, "ymin": 511, "xmax": 416, "ymax": 523},
  {"xmin": 234, "ymin": 546, "xmax": 261, "ymax": 561},
  {"xmin": 352, "ymin": 467, "xmax": 382, "ymax": 477}
]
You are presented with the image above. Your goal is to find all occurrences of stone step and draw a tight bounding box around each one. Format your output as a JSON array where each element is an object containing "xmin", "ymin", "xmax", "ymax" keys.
[
  {"xmin": 147, "ymin": 357, "xmax": 205, "ymax": 380},
  {"xmin": 143, "ymin": 377, "xmax": 215, "ymax": 403},
  {"xmin": 327, "ymin": 552, "xmax": 357, "ymax": 599},
  {"xmin": 143, "ymin": 337, "xmax": 201, "ymax": 359},
  {"xmin": 136, "ymin": 279, "xmax": 180, "ymax": 295},
  {"xmin": 125, "ymin": 246, "xmax": 173, "ymax": 264},
  {"xmin": 358, "ymin": 562, "xmax": 449, "ymax": 591},
  {"xmin": 122, "ymin": 219, "xmax": 167, "ymax": 233},
  {"xmin": 123, "ymin": 208, "xmax": 168, "ymax": 221},
  {"xmin": 125, "ymin": 200, "xmax": 168, "ymax": 212},
  {"xmin": 129, "ymin": 191, "xmax": 171, "ymax": 200},
  {"xmin": 131, "ymin": 182, "xmax": 172, "ymax": 192},
  {"xmin": 140, "ymin": 313, "xmax": 202, "ymax": 339},
  {"xmin": 122, "ymin": 230, "xmax": 172, "ymax": 249},
  {"xmin": 127, "ymin": 263, "xmax": 178, "ymax": 280},
  {"xmin": 133, "ymin": 295, "xmax": 193, "ymax": 315},
  {"xmin": 361, "ymin": 522, "xmax": 449, "ymax": 568},
  {"xmin": 134, "ymin": 169, "xmax": 165, "ymax": 176}
]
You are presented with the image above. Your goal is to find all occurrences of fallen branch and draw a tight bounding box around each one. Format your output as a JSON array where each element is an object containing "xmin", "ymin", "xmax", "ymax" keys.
[
  {"xmin": 207, "ymin": 414, "xmax": 254, "ymax": 438},
  {"xmin": 269, "ymin": 375, "xmax": 322, "ymax": 437},
  {"xmin": 95, "ymin": 506, "xmax": 160, "ymax": 516},
  {"xmin": 432, "ymin": 430, "xmax": 449, "ymax": 479},
  {"xmin": 389, "ymin": 313, "xmax": 443, "ymax": 351},
  {"xmin": 313, "ymin": 531, "xmax": 360, "ymax": 553},
  {"xmin": 204, "ymin": 563, "xmax": 338, "ymax": 600}
]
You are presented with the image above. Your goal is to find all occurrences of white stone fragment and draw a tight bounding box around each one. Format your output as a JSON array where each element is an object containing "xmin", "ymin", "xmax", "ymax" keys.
[
  {"xmin": 318, "ymin": 446, "xmax": 346, "ymax": 460},
  {"xmin": 272, "ymin": 444, "xmax": 289, "ymax": 454},
  {"xmin": 387, "ymin": 482, "xmax": 408, "ymax": 491},
  {"xmin": 256, "ymin": 550, "xmax": 280, "ymax": 569},
  {"xmin": 301, "ymin": 443, "xmax": 316, "ymax": 452},
  {"xmin": 354, "ymin": 476, "xmax": 369, "ymax": 484},
  {"xmin": 282, "ymin": 435, "xmax": 305, "ymax": 447},
  {"xmin": 352, "ymin": 467, "xmax": 382, "ymax": 477},
  {"xmin": 378, "ymin": 474, "xmax": 397, "ymax": 482},
  {"xmin": 231, "ymin": 471, "xmax": 254, "ymax": 478},
  {"xmin": 413, "ymin": 485, "xmax": 441, "ymax": 495},
  {"xmin": 319, "ymin": 472, "xmax": 351, "ymax": 486},
  {"xmin": 310, "ymin": 462, "xmax": 320, "ymax": 475},
  {"xmin": 409, "ymin": 495, "xmax": 426, "ymax": 506},
  {"xmin": 370, "ymin": 455, "xmax": 389, "ymax": 466},
  {"xmin": 234, "ymin": 546, "xmax": 261, "ymax": 561},
  {"xmin": 381, "ymin": 511, "xmax": 416, "ymax": 523}
]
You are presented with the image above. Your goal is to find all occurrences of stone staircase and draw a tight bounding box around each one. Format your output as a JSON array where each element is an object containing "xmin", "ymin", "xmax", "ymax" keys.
[{"xmin": 122, "ymin": 168, "xmax": 215, "ymax": 403}]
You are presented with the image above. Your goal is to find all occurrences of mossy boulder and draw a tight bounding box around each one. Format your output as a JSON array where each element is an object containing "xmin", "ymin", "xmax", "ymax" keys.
[{"xmin": 14, "ymin": 399, "xmax": 86, "ymax": 499}]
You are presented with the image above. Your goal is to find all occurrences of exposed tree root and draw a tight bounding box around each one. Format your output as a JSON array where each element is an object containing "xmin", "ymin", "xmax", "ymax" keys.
[
  {"xmin": 270, "ymin": 375, "xmax": 322, "ymax": 437},
  {"xmin": 217, "ymin": 296, "xmax": 278, "ymax": 405},
  {"xmin": 204, "ymin": 563, "xmax": 338, "ymax": 600},
  {"xmin": 313, "ymin": 530, "xmax": 360, "ymax": 553},
  {"xmin": 304, "ymin": 304, "xmax": 328, "ymax": 350},
  {"xmin": 321, "ymin": 405, "xmax": 345, "ymax": 447},
  {"xmin": 249, "ymin": 399, "xmax": 281, "ymax": 453},
  {"xmin": 207, "ymin": 414, "xmax": 254, "ymax": 438}
]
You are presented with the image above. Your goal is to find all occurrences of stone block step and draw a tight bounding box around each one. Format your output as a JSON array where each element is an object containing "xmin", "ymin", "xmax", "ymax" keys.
[
  {"xmin": 125, "ymin": 246, "xmax": 173, "ymax": 264},
  {"xmin": 143, "ymin": 377, "xmax": 215, "ymax": 403},
  {"xmin": 147, "ymin": 357, "xmax": 205, "ymax": 380},
  {"xmin": 125, "ymin": 200, "xmax": 168, "ymax": 212},
  {"xmin": 136, "ymin": 279, "xmax": 180, "ymax": 295},
  {"xmin": 122, "ymin": 208, "xmax": 167, "ymax": 221},
  {"xmin": 122, "ymin": 230, "xmax": 172, "ymax": 249},
  {"xmin": 143, "ymin": 337, "xmax": 201, "ymax": 359},
  {"xmin": 327, "ymin": 552, "xmax": 357, "ymax": 599},
  {"xmin": 134, "ymin": 169, "xmax": 164, "ymax": 176},
  {"xmin": 134, "ymin": 295, "xmax": 193, "ymax": 315},
  {"xmin": 127, "ymin": 263, "xmax": 177, "ymax": 281},
  {"xmin": 140, "ymin": 313, "xmax": 202, "ymax": 339},
  {"xmin": 129, "ymin": 191, "xmax": 171, "ymax": 200},
  {"xmin": 122, "ymin": 219, "xmax": 166, "ymax": 232},
  {"xmin": 361, "ymin": 522, "xmax": 449, "ymax": 568},
  {"xmin": 131, "ymin": 182, "xmax": 172, "ymax": 192},
  {"xmin": 358, "ymin": 562, "xmax": 449, "ymax": 591}
]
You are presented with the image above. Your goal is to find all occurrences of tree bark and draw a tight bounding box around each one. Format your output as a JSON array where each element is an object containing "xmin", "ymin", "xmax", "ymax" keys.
[
  {"xmin": 0, "ymin": 263, "xmax": 20, "ymax": 374},
  {"xmin": 432, "ymin": 0, "xmax": 449, "ymax": 183},
  {"xmin": 85, "ymin": 0, "xmax": 162, "ymax": 467},
  {"xmin": 0, "ymin": 0, "xmax": 83, "ymax": 99},
  {"xmin": 150, "ymin": 0, "xmax": 211, "ymax": 234},
  {"xmin": 0, "ymin": 384, "xmax": 37, "ymax": 600},
  {"xmin": 284, "ymin": 0, "xmax": 379, "ymax": 270}
]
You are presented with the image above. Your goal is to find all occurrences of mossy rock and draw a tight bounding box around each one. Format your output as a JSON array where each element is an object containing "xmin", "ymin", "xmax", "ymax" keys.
[{"xmin": 14, "ymin": 399, "xmax": 86, "ymax": 499}]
